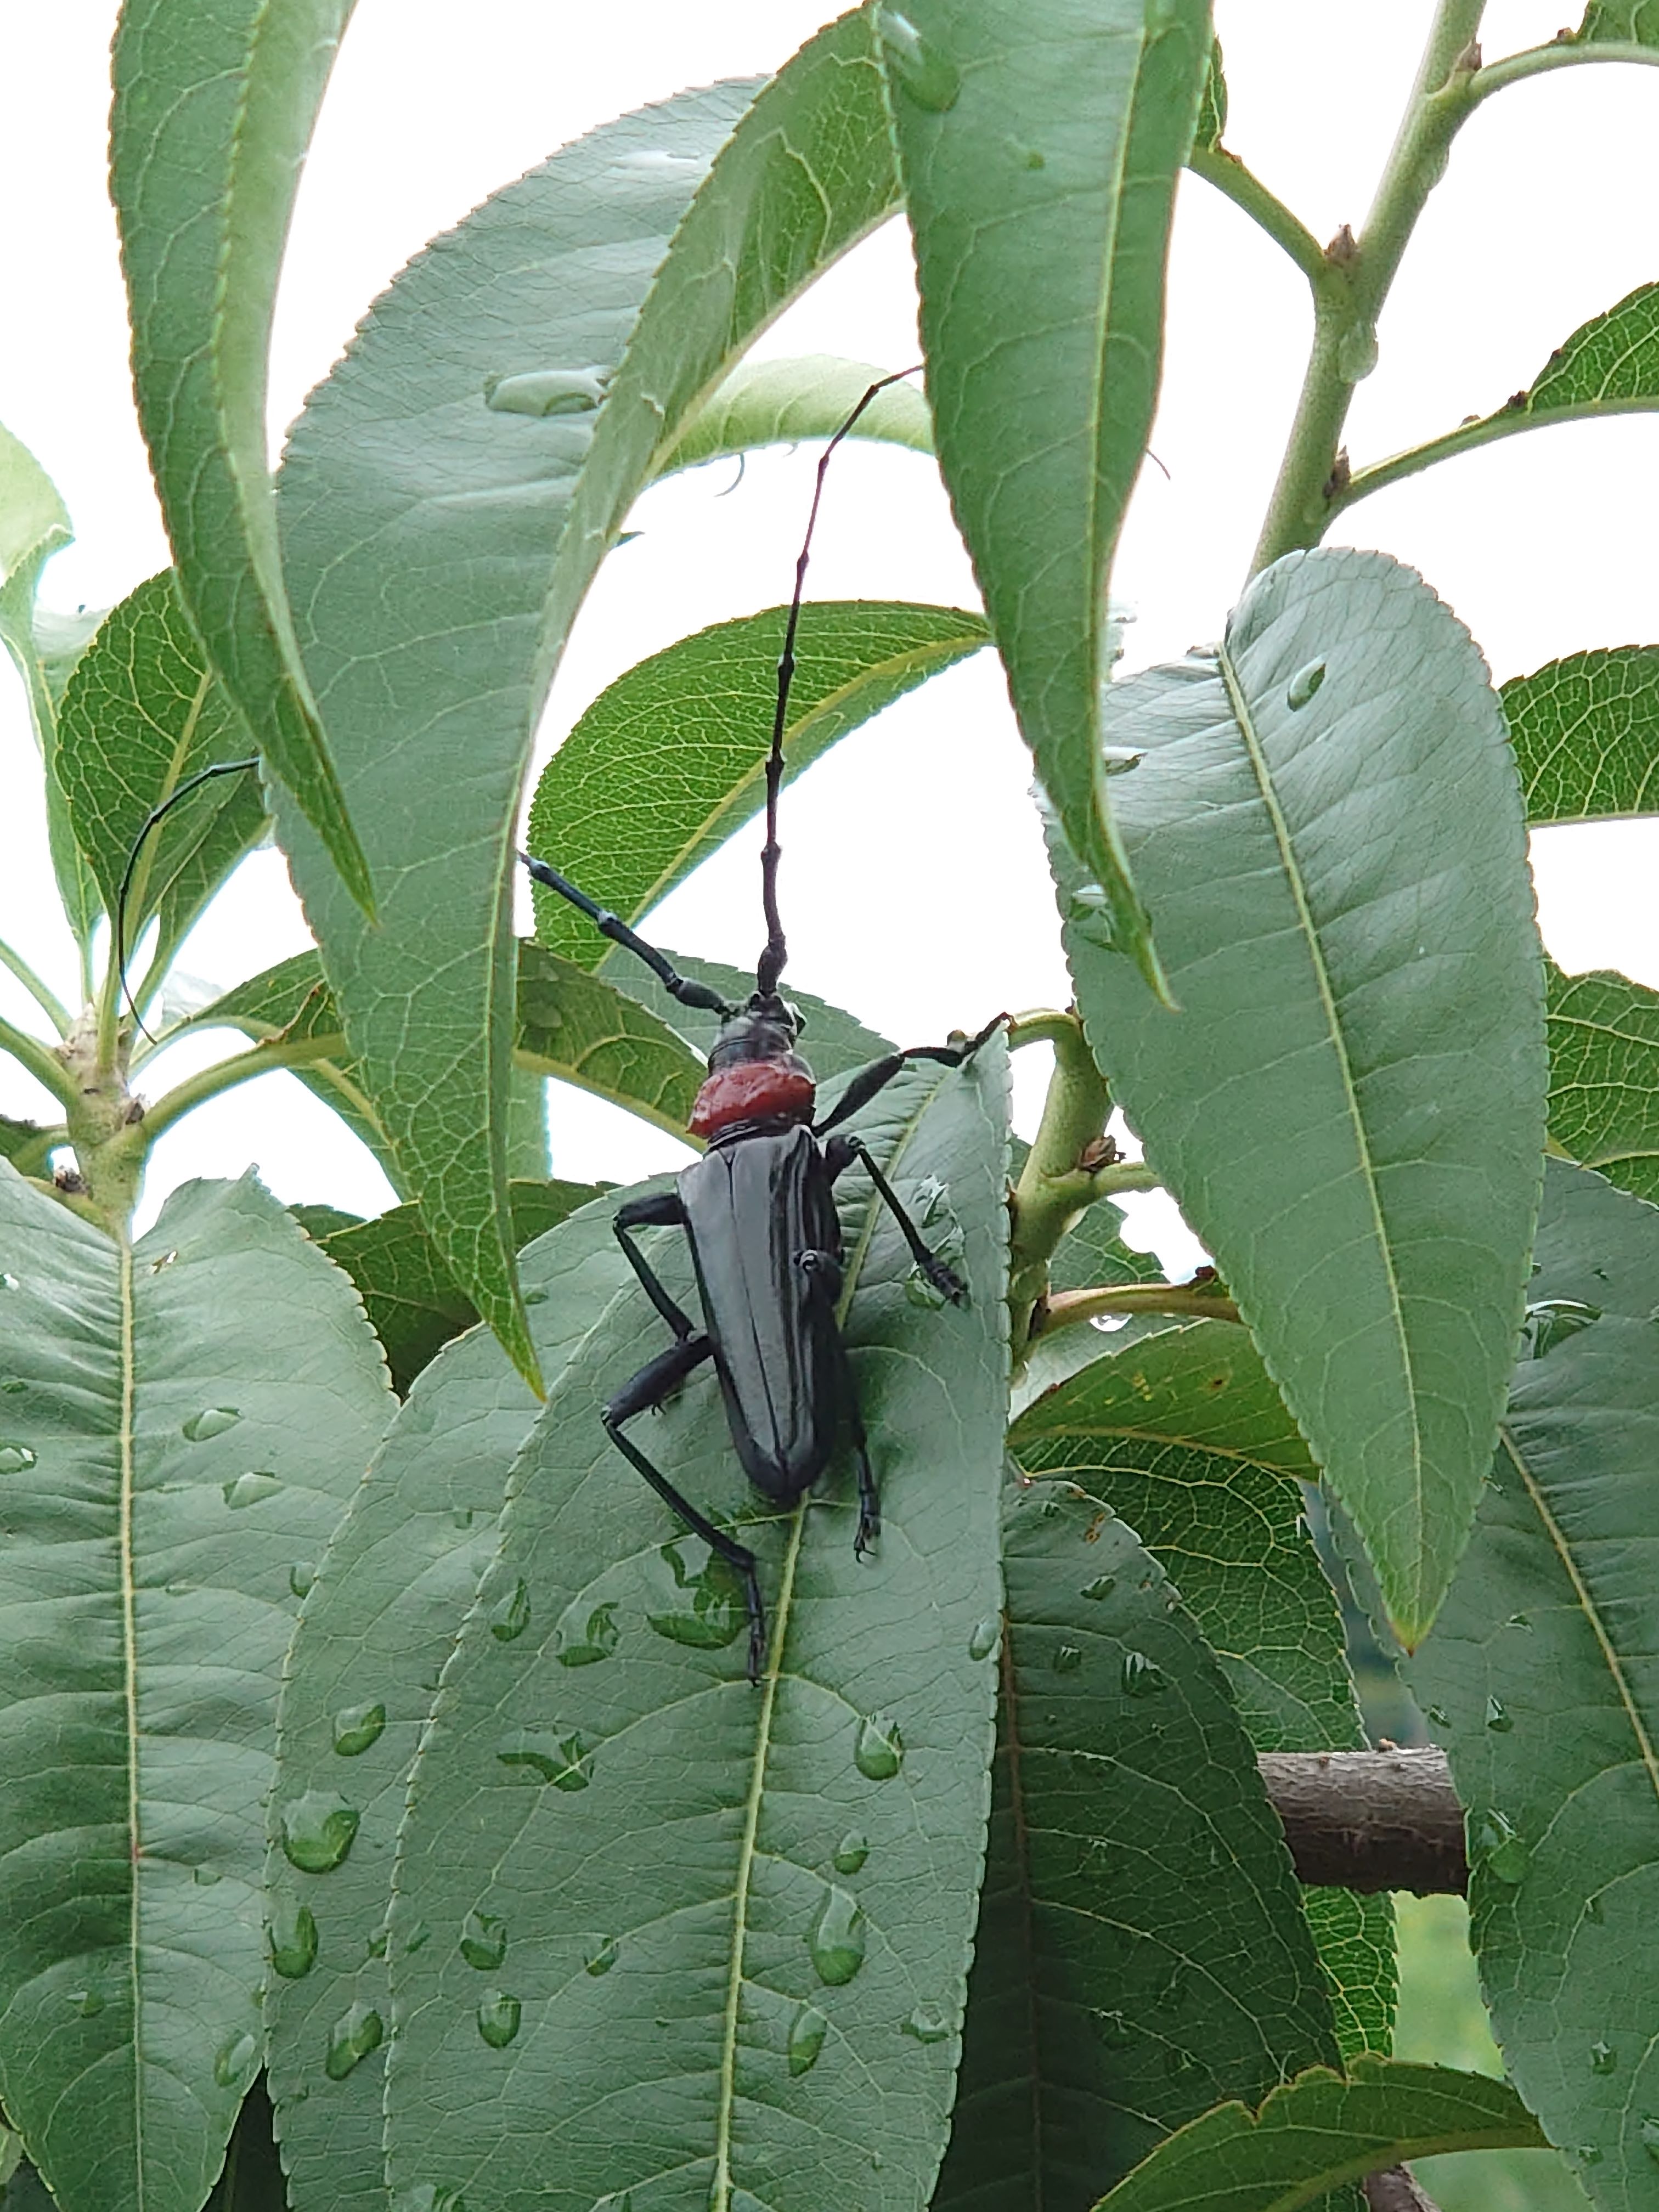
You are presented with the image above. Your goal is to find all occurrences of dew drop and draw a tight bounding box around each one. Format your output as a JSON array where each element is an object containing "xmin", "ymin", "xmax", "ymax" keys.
[
  {"xmin": 878, "ymin": 8, "xmax": 961, "ymax": 110},
  {"xmin": 1121, "ymin": 1650, "xmax": 1166, "ymax": 1697},
  {"xmin": 393, "ymin": 2189, "xmax": 467, "ymax": 2212},
  {"xmin": 902, "ymin": 2006, "xmax": 950, "ymax": 2045},
  {"xmin": 332, "ymin": 1701, "xmax": 387, "ymax": 1757},
  {"xmin": 1485, "ymin": 1695, "xmax": 1513, "ymax": 1733},
  {"xmin": 483, "ymin": 367, "xmax": 609, "ymax": 417},
  {"xmin": 1524, "ymin": 1297, "xmax": 1601, "ymax": 1357},
  {"xmin": 1053, "ymin": 1643, "xmax": 1084, "ymax": 1674},
  {"xmin": 0, "ymin": 1274, "xmax": 18, "ymax": 1291},
  {"xmin": 495, "ymin": 1729, "xmax": 593, "ymax": 1790},
  {"xmin": 787, "ymin": 2001, "xmax": 827, "ymax": 2076},
  {"xmin": 1164, "ymin": 2045, "xmax": 1200, "ymax": 2078},
  {"xmin": 832, "ymin": 1831, "xmax": 870, "ymax": 1876},
  {"xmin": 1641, "ymin": 2116, "xmax": 1659, "ymax": 2163},
  {"xmin": 647, "ymin": 1544, "xmax": 746, "ymax": 1649},
  {"xmin": 193, "ymin": 1864, "xmax": 221, "ymax": 1886},
  {"xmin": 854, "ymin": 1713, "xmax": 903, "ymax": 1781},
  {"xmin": 290, "ymin": 1560, "xmax": 318, "ymax": 1600},
  {"xmin": 557, "ymin": 1601, "xmax": 619, "ymax": 1667},
  {"xmin": 1336, "ymin": 323, "xmax": 1379, "ymax": 381},
  {"xmin": 1585, "ymin": 1893, "xmax": 1605, "ymax": 1924},
  {"xmin": 184, "ymin": 1406, "xmax": 241, "ymax": 1442},
  {"xmin": 452, "ymin": 1508, "xmax": 475, "ymax": 1530},
  {"xmin": 279, "ymin": 1790, "xmax": 360, "ymax": 1874},
  {"xmin": 1579, "ymin": 2143, "xmax": 1604, "ymax": 2165},
  {"xmin": 1506, "ymin": 1612, "xmax": 1532, "ymax": 1631},
  {"xmin": 224, "ymin": 1470, "xmax": 280, "ymax": 1509},
  {"xmin": 1425, "ymin": 1705, "xmax": 1451, "ymax": 1728},
  {"xmin": 1081, "ymin": 1575, "xmax": 1116, "ymax": 1601},
  {"xmin": 968, "ymin": 1617, "xmax": 999, "ymax": 1662},
  {"xmin": 324, "ymin": 2000, "xmax": 383, "ymax": 2081},
  {"xmin": 366, "ymin": 1925, "xmax": 389, "ymax": 1961},
  {"xmin": 476, "ymin": 1991, "xmax": 522, "ymax": 2049},
  {"xmin": 403, "ymin": 1919, "xmax": 432, "ymax": 1955},
  {"xmin": 460, "ymin": 1910, "xmax": 507, "ymax": 1972},
  {"xmin": 0, "ymin": 1379, "xmax": 24, "ymax": 1394},
  {"xmin": 1094, "ymin": 2008, "xmax": 1135, "ymax": 2049},
  {"xmin": 65, "ymin": 1987, "xmax": 104, "ymax": 2018},
  {"xmin": 584, "ymin": 1934, "xmax": 619, "ymax": 1977},
  {"xmin": 1285, "ymin": 659, "xmax": 1327, "ymax": 710},
  {"xmin": 0, "ymin": 1443, "xmax": 35, "ymax": 1475},
  {"xmin": 213, "ymin": 2029, "xmax": 257, "ymax": 2087},
  {"xmin": 166, "ymin": 1579, "xmax": 190, "ymax": 1598},
  {"xmin": 1591, "ymin": 2039, "xmax": 1617, "ymax": 2074},
  {"xmin": 1468, "ymin": 1808, "xmax": 1528, "ymax": 1884},
  {"xmin": 489, "ymin": 1579, "xmax": 531, "ymax": 1643},
  {"xmin": 808, "ymin": 1886, "xmax": 867, "ymax": 1987}
]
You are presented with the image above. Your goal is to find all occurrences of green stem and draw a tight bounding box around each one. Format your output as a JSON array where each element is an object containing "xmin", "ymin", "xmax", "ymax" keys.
[
  {"xmin": 1037, "ymin": 1282, "xmax": 1241, "ymax": 1331},
  {"xmin": 0, "ymin": 1012, "xmax": 75, "ymax": 1110},
  {"xmin": 1250, "ymin": 0, "xmax": 1487, "ymax": 573},
  {"xmin": 1338, "ymin": 392, "xmax": 1659, "ymax": 514},
  {"xmin": 1471, "ymin": 38, "xmax": 1659, "ymax": 104},
  {"xmin": 0, "ymin": 935, "xmax": 70, "ymax": 1035},
  {"xmin": 1187, "ymin": 146, "xmax": 1327, "ymax": 289},
  {"xmin": 137, "ymin": 1032, "xmax": 347, "ymax": 1147}
]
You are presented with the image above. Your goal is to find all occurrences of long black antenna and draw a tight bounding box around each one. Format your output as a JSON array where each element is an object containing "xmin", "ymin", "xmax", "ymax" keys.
[
  {"xmin": 518, "ymin": 853, "xmax": 736, "ymax": 1018},
  {"xmin": 754, "ymin": 366, "xmax": 922, "ymax": 1001},
  {"xmin": 114, "ymin": 756, "xmax": 259, "ymax": 1036}
]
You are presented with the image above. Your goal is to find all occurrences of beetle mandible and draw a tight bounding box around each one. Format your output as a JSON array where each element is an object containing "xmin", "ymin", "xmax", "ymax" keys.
[{"xmin": 523, "ymin": 374, "xmax": 1001, "ymax": 1678}]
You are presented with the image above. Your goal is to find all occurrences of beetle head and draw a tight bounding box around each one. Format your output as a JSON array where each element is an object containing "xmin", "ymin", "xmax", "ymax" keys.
[{"xmin": 708, "ymin": 992, "xmax": 812, "ymax": 1078}]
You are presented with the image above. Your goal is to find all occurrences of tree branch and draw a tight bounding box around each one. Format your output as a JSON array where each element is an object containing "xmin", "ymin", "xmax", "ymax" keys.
[
  {"xmin": 1471, "ymin": 38, "xmax": 1659, "ymax": 104},
  {"xmin": 1257, "ymin": 1747, "xmax": 1466, "ymax": 1894}
]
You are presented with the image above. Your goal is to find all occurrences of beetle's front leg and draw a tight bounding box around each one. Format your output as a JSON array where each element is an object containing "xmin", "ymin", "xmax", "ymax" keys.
[
  {"xmin": 823, "ymin": 1135, "xmax": 969, "ymax": 1305},
  {"xmin": 811, "ymin": 1013, "xmax": 1005, "ymax": 1139}
]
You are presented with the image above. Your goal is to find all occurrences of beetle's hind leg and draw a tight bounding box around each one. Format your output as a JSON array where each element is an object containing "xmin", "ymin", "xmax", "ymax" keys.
[{"xmin": 601, "ymin": 1334, "xmax": 768, "ymax": 1682}]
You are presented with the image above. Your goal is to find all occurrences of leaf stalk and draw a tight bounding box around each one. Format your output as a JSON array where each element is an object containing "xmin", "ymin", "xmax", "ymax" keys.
[
  {"xmin": 1186, "ymin": 147, "xmax": 1328, "ymax": 289},
  {"xmin": 0, "ymin": 936, "xmax": 71, "ymax": 1036},
  {"xmin": 1469, "ymin": 37, "xmax": 1659, "ymax": 104}
]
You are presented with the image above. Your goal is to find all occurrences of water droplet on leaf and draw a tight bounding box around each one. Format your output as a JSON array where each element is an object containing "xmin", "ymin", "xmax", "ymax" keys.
[
  {"xmin": 788, "ymin": 2001, "xmax": 827, "ymax": 2076},
  {"xmin": 855, "ymin": 1713, "xmax": 903, "ymax": 1780},
  {"xmin": 483, "ymin": 367, "xmax": 610, "ymax": 416},
  {"xmin": 490, "ymin": 1579, "xmax": 531, "ymax": 1642},
  {"xmin": 193, "ymin": 1864, "xmax": 221, "ymax": 1886},
  {"xmin": 1585, "ymin": 1893, "xmax": 1605, "ymax": 1924},
  {"xmin": 1524, "ymin": 1298, "xmax": 1601, "ymax": 1357},
  {"xmin": 324, "ymin": 2000, "xmax": 383, "ymax": 2080},
  {"xmin": 495, "ymin": 1729, "xmax": 593, "ymax": 1789},
  {"xmin": 968, "ymin": 1617, "xmax": 999, "ymax": 1661},
  {"xmin": 1094, "ymin": 2008, "xmax": 1135, "ymax": 2049},
  {"xmin": 392, "ymin": 2189, "xmax": 467, "ymax": 2212},
  {"xmin": 1485, "ymin": 1696, "xmax": 1513, "ymax": 1733},
  {"xmin": 1425, "ymin": 1705, "xmax": 1450, "ymax": 1728},
  {"xmin": 557, "ymin": 1601, "xmax": 619, "ymax": 1667},
  {"xmin": 1591, "ymin": 2039, "xmax": 1616, "ymax": 2074},
  {"xmin": 0, "ymin": 1379, "xmax": 24, "ymax": 1394},
  {"xmin": 280, "ymin": 1791, "xmax": 360, "ymax": 1873},
  {"xmin": 332, "ymin": 1701, "xmax": 387, "ymax": 1756},
  {"xmin": 65, "ymin": 1988, "xmax": 104, "ymax": 2018},
  {"xmin": 1121, "ymin": 1650, "xmax": 1166, "ymax": 1697},
  {"xmin": 290, "ymin": 1560, "xmax": 317, "ymax": 1599},
  {"xmin": 1081, "ymin": 1575, "xmax": 1116, "ymax": 1601},
  {"xmin": 1053, "ymin": 1643, "xmax": 1084, "ymax": 1674},
  {"xmin": 1641, "ymin": 2117, "xmax": 1659, "ymax": 2163},
  {"xmin": 0, "ymin": 1443, "xmax": 35, "ymax": 1475},
  {"xmin": 902, "ymin": 2006, "xmax": 950, "ymax": 2044},
  {"xmin": 404, "ymin": 1919, "xmax": 432, "ymax": 1954},
  {"xmin": 1468, "ymin": 1807, "xmax": 1528, "ymax": 1884},
  {"xmin": 0, "ymin": 1274, "xmax": 18, "ymax": 1292},
  {"xmin": 647, "ymin": 1543, "xmax": 746, "ymax": 1649},
  {"xmin": 223, "ymin": 1470, "xmax": 280, "ymax": 1509},
  {"xmin": 808, "ymin": 1886, "xmax": 867, "ymax": 1986},
  {"xmin": 1285, "ymin": 659, "xmax": 1327, "ymax": 710},
  {"xmin": 212, "ymin": 2031, "xmax": 256, "ymax": 2089},
  {"xmin": 460, "ymin": 1910, "xmax": 507, "ymax": 1972},
  {"xmin": 584, "ymin": 1934, "xmax": 618, "ymax": 1977},
  {"xmin": 832, "ymin": 1831, "xmax": 870, "ymax": 1876},
  {"xmin": 184, "ymin": 1406, "xmax": 241, "ymax": 1441},
  {"xmin": 476, "ymin": 1991, "xmax": 522, "ymax": 2049},
  {"xmin": 878, "ymin": 8, "xmax": 961, "ymax": 110}
]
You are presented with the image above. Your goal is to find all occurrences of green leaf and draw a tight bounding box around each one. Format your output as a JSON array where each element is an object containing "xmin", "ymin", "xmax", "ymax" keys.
[
  {"xmin": 204, "ymin": 2083, "xmax": 285, "ymax": 2212},
  {"xmin": 382, "ymin": 1048, "xmax": 1010, "ymax": 2212},
  {"xmin": 317, "ymin": 1178, "xmax": 603, "ymax": 1394},
  {"xmin": 935, "ymin": 1477, "xmax": 1341, "ymax": 2212},
  {"xmin": 0, "ymin": 1117, "xmax": 57, "ymax": 1176},
  {"xmin": 1011, "ymin": 1320, "xmax": 1394, "ymax": 2059},
  {"xmin": 0, "ymin": 422, "xmax": 99, "ymax": 949},
  {"xmin": 528, "ymin": 601, "xmax": 987, "ymax": 964},
  {"xmin": 1545, "ymin": 961, "xmax": 1659, "ymax": 1201},
  {"xmin": 598, "ymin": 945, "xmax": 893, "ymax": 1077},
  {"xmin": 885, "ymin": 0, "xmax": 1212, "ymax": 999},
  {"xmin": 109, "ymin": 0, "xmax": 373, "ymax": 914},
  {"xmin": 1528, "ymin": 283, "xmax": 1659, "ymax": 414},
  {"xmin": 274, "ymin": 10, "xmax": 902, "ymax": 1391},
  {"xmin": 0, "ymin": 1164, "xmax": 392, "ymax": 2212},
  {"xmin": 1051, "ymin": 546, "xmax": 1547, "ymax": 1646},
  {"xmin": 1576, "ymin": 3, "xmax": 1659, "ymax": 40},
  {"xmin": 1194, "ymin": 35, "xmax": 1228, "ymax": 151},
  {"xmin": 1090, "ymin": 2057, "xmax": 1545, "ymax": 2212},
  {"xmin": 1404, "ymin": 1158, "xmax": 1659, "ymax": 2202},
  {"xmin": 1504, "ymin": 646, "xmax": 1659, "ymax": 826},
  {"xmin": 55, "ymin": 572, "xmax": 266, "ymax": 963},
  {"xmin": 266, "ymin": 1195, "xmax": 636, "ymax": 2212},
  {"xmin": 658, "ymin": 354, "xmax": 935, "ymax": 475}
]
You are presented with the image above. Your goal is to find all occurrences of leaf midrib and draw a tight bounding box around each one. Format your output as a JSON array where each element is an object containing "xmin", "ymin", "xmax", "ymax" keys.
[
  {"xmin": 119, "ymin": 1236, "xmax": 145, "ymax": 2202},
  {"xmin": 1214, "ymin": 637, "xmax": 1422, "ymax": 1566},
  {"xmin": 711, "ymin": 1071, "xmax": 950, "ymax": 2212}
]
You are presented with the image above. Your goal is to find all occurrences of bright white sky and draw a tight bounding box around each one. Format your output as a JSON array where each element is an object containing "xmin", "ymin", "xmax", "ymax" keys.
[{"xmin": 1, "ymin": 3, "xmax": 1656, "ymax": 1264}]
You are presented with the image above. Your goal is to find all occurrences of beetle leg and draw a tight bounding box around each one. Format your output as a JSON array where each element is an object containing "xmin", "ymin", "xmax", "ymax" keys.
[
  {"xmin": 811, "ymin": 1013, "xmax": 1006, "ymax": 1138},
  {"xmin": 823, "ymin": 1134, "xmax": 969, "ymax": 1305},
  {"xmin": 601, "ymin": 1335, "xmax": 768, "ymax": 1682},
  {"xmin": 797, "ymin": 1248, "xmax": 878, "ymax": 1555},
  {"xmin": 612, "ymin": 1190, "xmax": 698, "ymax": 1340}
]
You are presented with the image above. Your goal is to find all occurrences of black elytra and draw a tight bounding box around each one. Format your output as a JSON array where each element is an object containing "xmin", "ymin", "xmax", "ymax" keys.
[{"xmin": 522, "ymin": 370, "xmax": 1003, "ymax": 1679}]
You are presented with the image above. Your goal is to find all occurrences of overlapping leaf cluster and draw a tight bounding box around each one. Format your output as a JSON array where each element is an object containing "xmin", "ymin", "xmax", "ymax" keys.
[{"xmin": 2, "ymin": 4, "xmax": 1659, "ymax": 2212}]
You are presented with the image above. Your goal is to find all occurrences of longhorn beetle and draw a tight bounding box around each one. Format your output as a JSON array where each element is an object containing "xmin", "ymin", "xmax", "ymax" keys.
[{"xmin": 523, "ymin": 373, "xmax": 1001, "ymax": 1678}]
